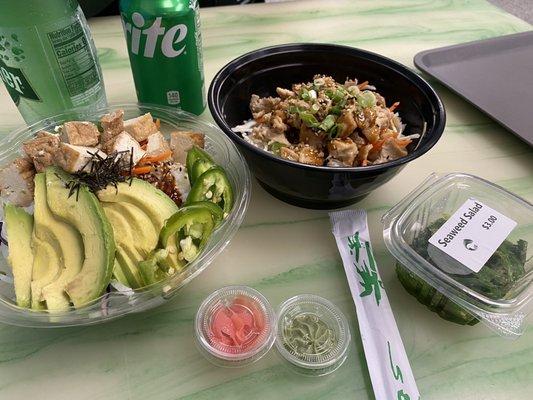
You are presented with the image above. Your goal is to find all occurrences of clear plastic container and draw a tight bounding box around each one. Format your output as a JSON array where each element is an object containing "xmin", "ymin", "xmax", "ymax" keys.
[
  {"xmin": 275, "ymin": 294, "xmax": 351, "ymax": 376},
  {"xmin": 0, "ymin": 104, "xmax": 251, "ymax": 327},
  {"xmin": 382, "ymin": 173, "xmax": 533, "ymax": 338},
  {"xmin": 195, "ymin": 286, "xmax": 276, "ymax": 367}
]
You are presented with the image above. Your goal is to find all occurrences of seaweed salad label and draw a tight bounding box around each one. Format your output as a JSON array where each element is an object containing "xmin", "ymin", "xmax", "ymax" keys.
[{"xmin": 428, "ymin": 198, "xmax": 517, "ymax": 273}]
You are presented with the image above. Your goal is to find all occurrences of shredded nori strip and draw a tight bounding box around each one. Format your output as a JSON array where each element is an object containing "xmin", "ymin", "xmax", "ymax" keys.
[{"xmin": 60, "ymin": 150, "xmax": 134, "ymax": 199}]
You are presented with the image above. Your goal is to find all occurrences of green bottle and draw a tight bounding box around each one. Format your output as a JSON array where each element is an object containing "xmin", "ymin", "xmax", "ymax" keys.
[
  {"xmin": 120, "ymin": 0, "xmax": 206, "ymax": 115},
  {"xmin": 0, "ymin": 0, "xmax": 107, "ymax": 124}
]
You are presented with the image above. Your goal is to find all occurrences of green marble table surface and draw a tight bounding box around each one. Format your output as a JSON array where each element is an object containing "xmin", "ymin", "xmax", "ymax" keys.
[{"xmin": 0, "ymin": 0, "xmax": 532, "ymax": 399}]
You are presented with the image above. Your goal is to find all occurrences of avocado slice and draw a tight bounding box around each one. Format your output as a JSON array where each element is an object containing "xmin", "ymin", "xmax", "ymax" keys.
[
  {"xmin": 45, "ymin": 167, "xmax": 115, "ymax": 308},
  {"xmin": 30, "ymin": 237, "xmax": 61, "ymax": 309},
  {"xmin": 102, "ymin": 204, "xmax": 156, "ymax": 289},
  {"xmin": 112, "ymin": 258, "xmax": 130, "ymax": 287},
  {"xmin": 3, "ymin": 204, "xmax": 34, "ymax": 308},
  {"xmin": 115, "ymin": 245, "xmax": 144, "ymax": 288},
  {"xmin": 102, "ymin": 203, "xmax": 157, "ymax": 256},
  {"xmin": 31, "ymin": 173, "xmax": 84, "ymax": 311},
  {"xmin": 97, "ymin": 178, "xmax": 178, "ymax": 229},
  {"xmin": 97, "ymin": 179, "xmax": 182, "ymax": 270}
]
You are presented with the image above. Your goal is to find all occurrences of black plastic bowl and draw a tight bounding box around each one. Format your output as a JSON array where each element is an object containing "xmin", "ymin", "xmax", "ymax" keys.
[{"xmin": 208, "ymin": 43, "xmax": 445, "ymax": 209}]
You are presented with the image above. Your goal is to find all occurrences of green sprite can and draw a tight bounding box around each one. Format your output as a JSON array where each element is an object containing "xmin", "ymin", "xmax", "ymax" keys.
[
  {"xmin": 119, "ymin": 0, "xmax": 206, "ymax": 115},
  {"xmin": 0, "ymin": 0, "xmax": 107, "ymax": 124}
]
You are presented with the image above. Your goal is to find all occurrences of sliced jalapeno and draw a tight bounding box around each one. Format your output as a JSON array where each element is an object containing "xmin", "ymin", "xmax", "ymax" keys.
[
  {"xmin": 186, "ymin": 201, "xmax": 224, "ymax": 226},
  {"xmin": 159, "ymin": 204, "xmax": 216, "ymax": 263},
  {"xmin": 139, "ymin": 248, "xmax": 169, "ymax": 286},
  {"xmin": 186, "ymin": 167, "xmax": 234, "ymax": 215},
  {"xmin": 186, "ymin": 146, "xmax": 214, "ymax": 177},
  {"xmin": 190, "ymin": 158, "xmax": 215, "ymax": 184}
]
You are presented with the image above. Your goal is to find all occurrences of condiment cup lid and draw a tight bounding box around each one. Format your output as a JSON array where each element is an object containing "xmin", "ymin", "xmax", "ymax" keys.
[{"xmin": 275, "ymin": 294, "xmax": 351, "ymax": 375}]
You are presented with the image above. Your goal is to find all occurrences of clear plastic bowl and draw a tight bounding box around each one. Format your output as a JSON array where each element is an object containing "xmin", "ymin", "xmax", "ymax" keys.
[
  {"xmin": 382, "ymin": 173, "xmax": 532, "ymax": 338},
  {"xmin": 275, "ymin": 294, "xmax": 350, "ymax": 376},
  {"xmin": 0, "ymin": 104, "xmax": 251, "ymax": 327},
  {"xmin": 195, "ymin": 286, "xmax": 276, "ymax": 367}
]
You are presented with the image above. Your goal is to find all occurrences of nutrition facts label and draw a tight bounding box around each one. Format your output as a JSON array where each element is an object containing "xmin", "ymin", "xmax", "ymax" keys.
[{"xmin": 47, "ymin": 20, "xmax": 100, "ymax": 102}]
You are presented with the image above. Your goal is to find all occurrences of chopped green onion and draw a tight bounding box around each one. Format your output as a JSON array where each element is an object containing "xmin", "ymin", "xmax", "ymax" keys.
[
  {"xmin": 357, "ymin": 91, "xmax": 376, "ymax": 108},
  {"xmin": 328, "ymin": 123, "xmax": 345, "ymax": 138},
  {"xmin": 308, "ymin": 89, "xmax": 317, "ymax": 99},
  {"xmin": 311, "ymin": 103, "xmax": 320, "ymax": 113},
  {"xmin": 299, "ymin": 87, "xmax": 310, "ymax": 101},
  {"xmin": 347, "ymin": 85, "xmax": 360, "ymax": 96},
  {"xmin": 313, "ymin": 77, "xmax": 325, "ymax": 87},
  {"xmin": 318, "ymin": 114, "xmax": 337, "ymax": 132},
  {"xmin": 299, "ymin": 112, "xmax": 320, "ymax": 128},
  {"xmin": 268, "ymin": 142, "xmax": 287, "ymax": 155},
  {"xmin": 330, "ymin": 98, "xmax": 347, "ymax": 115}
]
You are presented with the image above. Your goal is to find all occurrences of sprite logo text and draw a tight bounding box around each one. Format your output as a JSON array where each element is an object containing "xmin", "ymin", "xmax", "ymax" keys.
[
  {"xmin": 122, "ymin": 12, "xmax": 187, "ymax": 58},
  {"xmin": 0, "ymin": 59, "xmax": 39, "ymax": 105},
  {"xmin": 348, "ymin": 232, "xmax": 384, "ymax": 306}
]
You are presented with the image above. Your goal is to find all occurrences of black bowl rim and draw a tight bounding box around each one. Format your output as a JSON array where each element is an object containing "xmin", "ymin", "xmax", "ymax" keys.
[{"xmin": 208, "ymin": 43, "xmax": 446, "ymax": 173}]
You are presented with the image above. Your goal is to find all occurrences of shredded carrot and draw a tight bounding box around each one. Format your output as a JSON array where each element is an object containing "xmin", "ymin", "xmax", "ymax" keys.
[
  {"xmin": 389, "ymin": 102, "xmax": 400, "ymax": 112},
  {"xmin": 138, "ymin": 150, "xmax": 172, "ymax": 165},
  {"xmin": 371, "ymin": 140, "xmax": 385, "ymax": 152},
  {"xmin": 155, "ymin": 118, "xmax": 161, "ymax": 130},
  {"xmin": 131, "ymin": 165, "xmax": 152, "ymax": 175},
  {"xmin": 357, "ymin": 81, "xmax": 369, "ymax": 89}
]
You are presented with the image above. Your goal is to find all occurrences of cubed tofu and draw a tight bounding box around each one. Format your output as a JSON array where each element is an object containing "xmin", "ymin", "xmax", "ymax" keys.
[
  {"xmin": 107, "ymin": 132, "xmax": 146, "ymax": 165},
  {"xmin": 61, "ymin": 121, "xmax": 100, "ymax": 147},
  {"xmin": 0, "ymin": 157, "xmax": 35, "ymax": 207},
  {"xmin": 123, "ymin": 113, "xmax": 158, "ymax": 142},
  {"xmin": 170, "ymin": 131, "xmax": 205, "ymax": 164},
  {"xmin": 100, "ymin": 109, "xmax": 124, "ymax": 145},
  {"xmin": 145, "ymin": 131, "xmax": 171, "ymax": 158},
  {"xmin": 54, "ymin": 143, "xmax": 106, "ymax": 173},
  {"xmin": 22, "ymin": 131, "xmax": 60, "ymax": 172}
]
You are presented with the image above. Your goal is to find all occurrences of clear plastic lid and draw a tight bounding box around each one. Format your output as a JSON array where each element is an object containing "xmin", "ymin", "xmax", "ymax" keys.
[
  {"xmin": 382, "ymin": 173, "xmax": 533, "ymax": 338},
  {"xmin": 195, "ymin": 286, "xmax": 276, "ymax": 367},
  {"xmin": 275, "ymin": 294, "xmax": 350, "ymax": 376}
]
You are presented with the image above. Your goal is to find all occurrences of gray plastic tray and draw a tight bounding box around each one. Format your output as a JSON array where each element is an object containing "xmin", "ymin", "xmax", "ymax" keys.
[{"xmin": 414, "ymin": 31, "xmax": 533, "ymax": 146}]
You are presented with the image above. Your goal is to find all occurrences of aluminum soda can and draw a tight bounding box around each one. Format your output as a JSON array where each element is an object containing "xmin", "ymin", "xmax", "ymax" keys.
[{"xmin": 120, "ymin": 0, "xmax": 206, "ymax": 115}]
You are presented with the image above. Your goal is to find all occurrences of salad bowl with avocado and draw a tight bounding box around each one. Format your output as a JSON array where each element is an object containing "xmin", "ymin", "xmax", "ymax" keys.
[{"xmin": 0, "ymin": 104, "xmax": 250, "ymax": 327}]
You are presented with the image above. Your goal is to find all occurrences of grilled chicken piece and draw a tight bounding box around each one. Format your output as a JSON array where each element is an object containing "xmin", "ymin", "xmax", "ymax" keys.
[
  {"xmin": 100, "ymin": 109, "xmax": 124, "ymax": 145},
  {"xmin": 107, "ymin": 132, "xmax": 146, "ymax": 165},
  {"xmin": 22, "ymin": 131, "xmax": 60, "ymax": 172},
  {"xmin": 250, "ymin": 125, "xmax": 290, "ymax": 146},
  {"xmin": 299, "ymin": 125, "xmax": 323, "ymax": 149},
  {"xmin": 327, "ymin": 138, "xmax": 358, "ymax": 167},
  {"xmin": 54, "ymin": 143, "xmax": 107, "ymax": 173},
  {"xmin": 337, "ymin": 109, "xmax": 357, "ymax": 138},
  {"xmin": 250, "ymin": 94, "xmax": 281, "ymax": 120},
  {"xmin": 281, "ymin": 145, "xmax": 324, "ymax": 166},
  {"xmin": 123, "ymin": 113, "xmax": 158, "ymax": 142},
  {"xmin": 276, "ymin": 87, "xmax": 295, "ymax": 99},
  {"xmin": 0, "ymin": 157, "xmax": 35, "ymax": 207},
  {"xmin": 145, "ymin": 131, "xmax": 171, "ymax": 158},
  {"xmin": 356, "ymin": 144, "xmax": 373, "ymax": 166},
  {"xmin": 170, "ymin": 131, "xmax": 205, "ymax": 164},
  {"xmin": 61, "ymin": 121, "xmax": 100, "ymax": 147}
]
